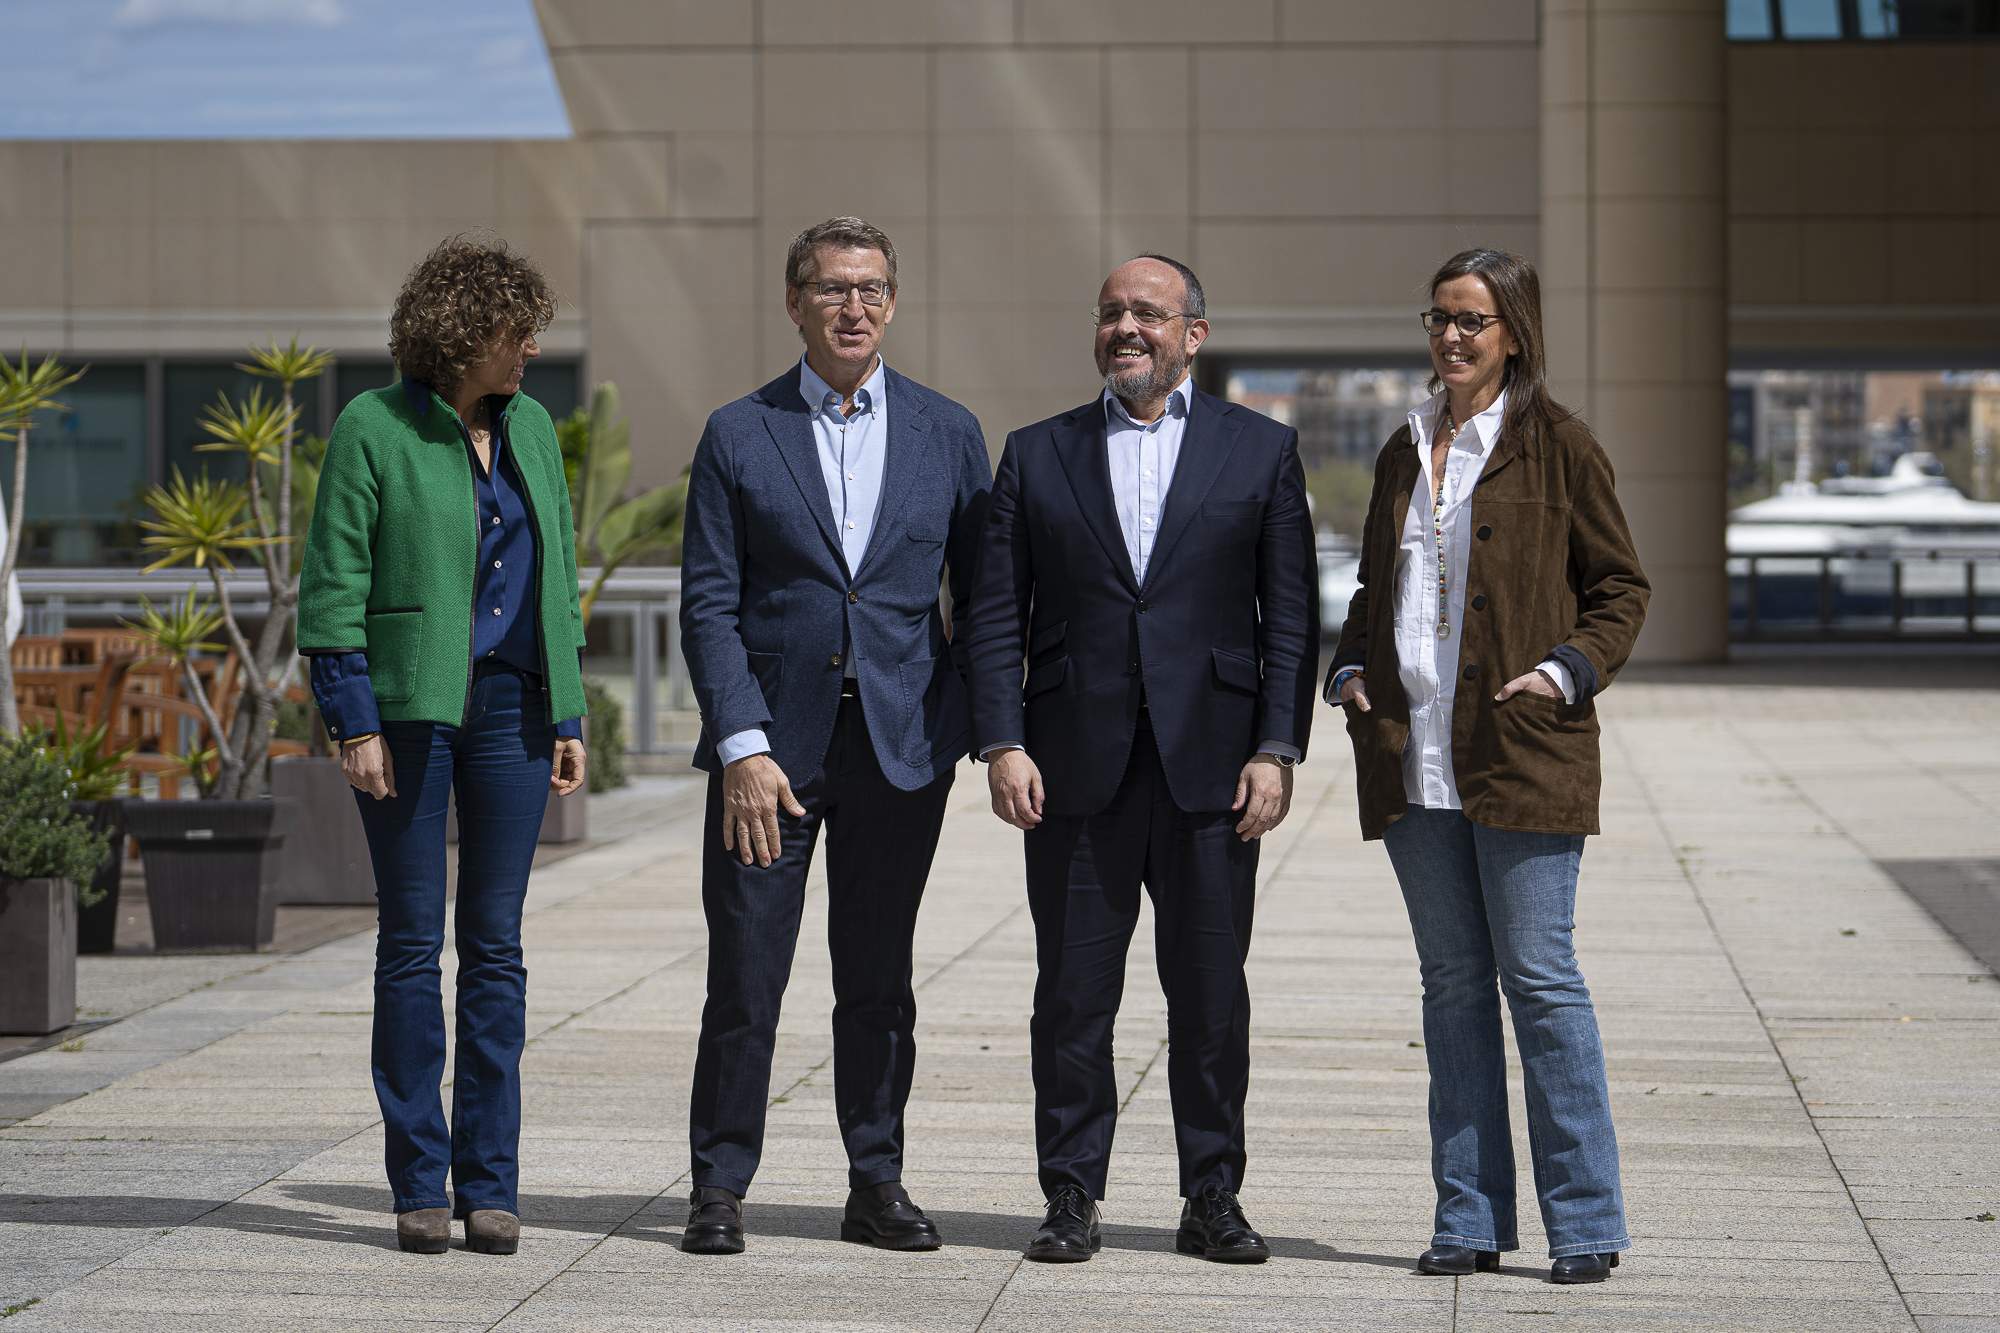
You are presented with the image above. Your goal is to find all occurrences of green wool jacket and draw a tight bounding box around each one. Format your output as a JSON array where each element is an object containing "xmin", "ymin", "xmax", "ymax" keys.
[{"xmin": 297, "ymin": 383, "xmax": 587, "ymax": 728}]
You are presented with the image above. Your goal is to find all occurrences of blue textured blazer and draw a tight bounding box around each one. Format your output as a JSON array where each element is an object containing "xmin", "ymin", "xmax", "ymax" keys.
[{"xmin": 679, "ymin": 364, "xmax": 992, "ymax": 791}]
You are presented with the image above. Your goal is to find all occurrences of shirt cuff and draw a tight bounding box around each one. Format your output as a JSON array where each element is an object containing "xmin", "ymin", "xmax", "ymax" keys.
[
  {"xmin": 555, "ymin": 717, "xmax": 583, "ymax": 742},
  {"xmin": 1534, "ymin": 658, "xmax": 1577, "ymax": 705},
  {"xmin": 1256, "ymin": 740, "xmax": 1301, "ymax": 763},
  {"xmin": 308, "ymin": 654, "xmax": 382, "ymax": 742},
  {"xmin": 716, "ymin": 728, "xmax": 772, "ymax": 766}
]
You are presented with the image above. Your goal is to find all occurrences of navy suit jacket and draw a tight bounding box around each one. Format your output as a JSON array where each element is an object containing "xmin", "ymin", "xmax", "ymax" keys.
[
  {"xmin": 965, "ymin": 386, "xmax": 1319, "ymax": 816},
  {"xmin": 680, "ymin": 364, "xmax": 991, "ymax": 791}
]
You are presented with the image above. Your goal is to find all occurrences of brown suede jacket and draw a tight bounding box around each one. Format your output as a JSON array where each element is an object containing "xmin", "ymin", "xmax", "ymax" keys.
[{"xmin": 1327, "ymin": 413, "xmax": 1650, "ymax": 840}]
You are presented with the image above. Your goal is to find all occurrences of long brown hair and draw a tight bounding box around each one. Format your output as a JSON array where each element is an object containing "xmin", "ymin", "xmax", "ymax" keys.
[{"xmin": 1426, "ymin": 248, "xmax": 1572, "ymax": 448}]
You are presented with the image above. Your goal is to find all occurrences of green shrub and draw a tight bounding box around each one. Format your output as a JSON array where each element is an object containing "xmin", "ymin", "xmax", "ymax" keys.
[
  {"xmin": 32, "ymin": 717, "xmax": 132, "ymax": 803},
  {"xmin": 0, "ymin": 733, "xmax": 115, "ymax": 903},
  {"xmin": 582, "ymin": 677, "xmax": 627, "ymax": 793}
]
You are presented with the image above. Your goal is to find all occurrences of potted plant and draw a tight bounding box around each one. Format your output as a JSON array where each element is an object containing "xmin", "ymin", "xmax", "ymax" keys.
[
  {"xmin": 121, "ymin": 340, "xmax": 330, "ymax": 950},
  {"xmin": 35, "ymin": 717, "xmax": 136, "ymax": 954},
  {"xmin": 0, "ymin": 732, "xmax": 113, "ymax": 1034}
]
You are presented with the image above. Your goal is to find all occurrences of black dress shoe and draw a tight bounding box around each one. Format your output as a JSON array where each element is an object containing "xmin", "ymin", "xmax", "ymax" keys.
[
  {"xmin": 1175, "ymin": 1186, "xmax": 1270, "ymax": 1264},
  {"xmin": 840, "ymin": 1182, "xmax": 943, "ymax": 1251},
  {"xmin": 1024, "ymin": 1184, "xmax": 1100, "ymax": 1263},
  {"xmin": 681, "ymin": 1185, "xmax": 744, "ymax": 1255},
  {"xmin": 1417, "ymin": 1245, "xmax": 1501, "ymax": 1275},
  {"xmin": 1550, "ymin": 1251, "xmax": 1619, "ymax": 1284}
]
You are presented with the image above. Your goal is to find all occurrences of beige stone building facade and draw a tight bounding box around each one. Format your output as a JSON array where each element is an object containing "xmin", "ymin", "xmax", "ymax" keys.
[{"xmin": 3, "ymin": 0, "xmax": 1998, "ymax": 662}]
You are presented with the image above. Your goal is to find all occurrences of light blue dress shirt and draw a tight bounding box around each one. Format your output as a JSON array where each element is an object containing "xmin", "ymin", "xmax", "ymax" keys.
[
  {"xmin": 716, "ymin": 356, "xmax": 889, "ymax": 767},
  {"xmin": 1104, "ymin": 376, "xmax": 1192, "ymax": 584}
]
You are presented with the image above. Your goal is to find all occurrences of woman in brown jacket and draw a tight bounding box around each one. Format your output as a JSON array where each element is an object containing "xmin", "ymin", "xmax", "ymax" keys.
[{"xmin": 1326, "ymin": 249, "xmax": 1649, "ymax": 1285}]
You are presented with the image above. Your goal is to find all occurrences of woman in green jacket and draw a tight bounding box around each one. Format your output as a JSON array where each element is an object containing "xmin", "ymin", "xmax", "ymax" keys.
[{"xmin": 299, "ymin": 235, "xmax": 588, "ymax": 1256}]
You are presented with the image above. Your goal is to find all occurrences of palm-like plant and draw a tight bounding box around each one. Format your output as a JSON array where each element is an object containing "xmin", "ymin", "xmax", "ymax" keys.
[
  {"xmin": 0, "ymin": 351, "xmax": 89, "ymax": 736},
  {"xmin": 564, "ymin": 382, "xmax": 688, "ymax": 626},
  {"xmin": 128, "ymin": 340, "xmax": 329, "ymax": 800}
]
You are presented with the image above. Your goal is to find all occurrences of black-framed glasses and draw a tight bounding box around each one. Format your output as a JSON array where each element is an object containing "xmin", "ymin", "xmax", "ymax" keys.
[
  {"xmin": 801, "ymin": 280, "xmax": 892, "ymax": 307},
  {"xmin": 1421, "ymin": 309, "xmax": 1505, "ymax": 338},
  {"xmin": 1092, "ymin": 304, "xmax": 1193, "ymax": 329}
]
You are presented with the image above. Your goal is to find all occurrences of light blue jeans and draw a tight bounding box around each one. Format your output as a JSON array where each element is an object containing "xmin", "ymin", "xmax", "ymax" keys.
[{"xmin": 1382, "ymin": 805, "xmax": 1629, "ymax": 1259}]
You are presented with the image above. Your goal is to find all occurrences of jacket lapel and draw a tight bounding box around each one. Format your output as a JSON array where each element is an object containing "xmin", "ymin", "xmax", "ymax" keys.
[
  {"xmin": 1141, "ymin": 387, "xmax": 1245, "ymax": 590},
  {"xmin": 758, "ymin": 368, "xmax": 845, "ymax": 570},
  {"xmin": 853, "ymin": 368, "xmax": 928, "ymax": 580},
  {"xmin": 1051, "ymin": 400, "xmax": 1141, "ymax": 596}
]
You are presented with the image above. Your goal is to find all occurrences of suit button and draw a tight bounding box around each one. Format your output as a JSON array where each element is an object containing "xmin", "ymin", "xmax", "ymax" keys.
[
  {"xmin": 1463, "ymin": 664, "xmax": 1479, "ymax": 680},
  {"xmin": 848, "ymin": 591, "xmax": 859, "ymax": 604},
  {"xmin": 829, "ymin": 653, "xmax": 843, "ymax": 668},
  {"xmin": 1136, "ymin": 599, "xmax": 1149, "ymax": 613},
  {"xmin": 1471, "ymin": 594, "xmax": 1487, "ymax": 611},
  {"xmin": 1476, "ymin": 524, "xmax": 1493, "ymax": 540}
]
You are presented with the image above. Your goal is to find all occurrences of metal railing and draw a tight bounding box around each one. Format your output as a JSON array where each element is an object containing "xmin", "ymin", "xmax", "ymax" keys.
[{"xmin": 1729, "ymin": 549, "xmax": 2000, "ymax": 642}]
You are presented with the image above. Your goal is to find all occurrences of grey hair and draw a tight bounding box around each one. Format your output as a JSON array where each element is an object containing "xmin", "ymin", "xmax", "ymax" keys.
[
  {"xmin": 785, "ymin": 217, "xmax": 899, "ymax": 291},
  {"xmin": 1134, "ymin": 252, "xmax": 1205, "ymax": 319}
]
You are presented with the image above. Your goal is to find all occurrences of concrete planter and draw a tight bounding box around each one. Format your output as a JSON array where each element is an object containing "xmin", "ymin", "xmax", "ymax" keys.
[
  {"xmin": 72, "ymin": 799, "xmax": 129, "ymax": 955},
  {"xmin": 123, "ymin": 798, "xmax": 295, "ymax": 952},
  {"xmin": 269, "ymin": 757, "xmax": 374, "ymax": 905},
  {"xmin": 0, "ymin": 878, "xmax": 77, "ymax": 1034}
]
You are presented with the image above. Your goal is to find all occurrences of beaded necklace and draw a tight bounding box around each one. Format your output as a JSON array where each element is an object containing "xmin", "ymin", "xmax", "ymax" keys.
[{"xmin": 1432, "ymin": 408, "xmax": 1459, "ymax": 639}]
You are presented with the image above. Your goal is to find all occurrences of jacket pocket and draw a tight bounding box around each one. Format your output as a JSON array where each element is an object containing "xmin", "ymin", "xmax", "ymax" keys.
[
  {"xmin": 745, "ymin": 649, "xmax": 783, "ymax": 710},
  {"xmin": 363, "ymin": 609, "xmax": 422, "ymax": 703},
  {"xmin": 1029, "ymin": 618, "xmax": 1068, "ymax": 665},
  {"xmin": 1024, "ymin": 656, "xmax": 1068, "ymax": 699},
  {"xmin": 1211, "ymin": 647, "xmax": 1260, "ymax": 695}
]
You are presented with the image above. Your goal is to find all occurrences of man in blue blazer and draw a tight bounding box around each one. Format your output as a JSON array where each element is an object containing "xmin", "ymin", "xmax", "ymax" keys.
[
  {"xmin": 965, "ymin": 255, "xmax": 1319, "ymax": 1265},
  {"xmin": 677, "ymin": 218, "xmax": 991, "ymax": 1255}
]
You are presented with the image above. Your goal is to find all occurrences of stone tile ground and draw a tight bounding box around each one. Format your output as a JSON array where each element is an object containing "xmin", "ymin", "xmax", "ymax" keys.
[{"xmin": 2, "ymin": 663, "xmax": 1996, "ymax": 1331}]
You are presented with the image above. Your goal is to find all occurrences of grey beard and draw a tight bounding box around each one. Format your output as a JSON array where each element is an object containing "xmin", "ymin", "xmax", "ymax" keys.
[{"xmin": 1103, "ymin": 356, "xmax": 1180, "ymax": 403}]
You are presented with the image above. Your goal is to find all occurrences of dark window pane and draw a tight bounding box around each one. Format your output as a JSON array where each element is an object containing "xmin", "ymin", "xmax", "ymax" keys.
[
  {"xmin": 1729, "ymin": 0, "xmax": 1776, "ymax": 38},
  {"xmin": 1779, "ymin": 0, "xmax": 1844, "ymax": 36},
  {"xmin": 162, "ymin": 361, "xmax": 262, "ymax": 484},
  {"xmin": 332, "ymin": 358, "xmax": 398, "ymax": 418},
  {"xmin": 523, "ymin": 359, "xmax": 582, "ymax": 425},
  {"xmin": 0, "ymin": 363, "xmax": 147, "ymax": 566}
]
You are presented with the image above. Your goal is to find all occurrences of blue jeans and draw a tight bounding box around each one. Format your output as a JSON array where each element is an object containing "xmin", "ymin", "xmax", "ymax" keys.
[
  {"xmin": 353, "ymin": 665, "xmax": 553, "ymax": 1217},
  {"xmin": 1382, "ymin": 805, "xmax": 1629, "ymax": 1259}
]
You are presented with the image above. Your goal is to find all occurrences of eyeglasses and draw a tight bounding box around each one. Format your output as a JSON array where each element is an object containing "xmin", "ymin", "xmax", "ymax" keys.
[
  {"xmin": 1092, "ymin": 304, "xmax": 1193, "ymax": 329},
  {"xmin": 1421, "ymin": 309, "xmax": 1505, "ymax": 338},
  {"xmin": 800, "ymin": 280, "xmax": 892, "ymax": 307}
]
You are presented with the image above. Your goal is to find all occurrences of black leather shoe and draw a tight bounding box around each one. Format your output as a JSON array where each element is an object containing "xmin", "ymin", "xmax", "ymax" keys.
[
  {"xmin": 1175, "ymin": 1186, "xmax": 1270, "ymax": 1264},
  {"xmin": 1417, "ymin": 1245, "xmax": 1501, "ymax": 1275},
  {"xmin": 1024, "ymin": 1184, "xmax": 1100, "ymax": 1263},
  {"xmin": 1550, "ymin": 1252, "xmax": 1619, "ymax": 1284},
  {"xmin": 840, "ymin": 1182, "xmax": 943, "ymax": 1251},
  {"xmin": 681, "ymin": 1186, "xmax": 744, "ymax": 1255}
]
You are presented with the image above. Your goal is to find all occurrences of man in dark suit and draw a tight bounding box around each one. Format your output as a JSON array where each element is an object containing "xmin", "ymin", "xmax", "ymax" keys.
[
  {"xmin": 677, "ymin": 217, "xmax": 991, "ymax": 1255},
  {"xmin": 965, "ymin": 255, "xmax": 1319, "ymax": 1265}
]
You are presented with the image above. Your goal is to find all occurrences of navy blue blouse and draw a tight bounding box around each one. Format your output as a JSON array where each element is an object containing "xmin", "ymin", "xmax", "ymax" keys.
[{"xmin": 310, "ymin": 380, "xmax": 583, "ymax": 744}]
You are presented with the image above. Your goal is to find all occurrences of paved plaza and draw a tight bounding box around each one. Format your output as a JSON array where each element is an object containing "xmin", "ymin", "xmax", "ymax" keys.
[{"xmin": 2, "ymin": 660, "xmax": 1997, "ymax": 1331}]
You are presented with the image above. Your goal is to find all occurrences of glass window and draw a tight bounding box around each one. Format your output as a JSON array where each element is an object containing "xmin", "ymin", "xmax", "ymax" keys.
[
  {"xmin": 162, "ymin": 361, "xmax": 264, "ymax": 484},
  {"xmin": 332, "ymin": 359, "xmax": 398, "ymax": 419},
  {"xmin": 1857, "ymin": 0, "xmax": 1899, "ymax": 37},
  {"xmin": 1728, "ymin": 0, "xmax": 1776, "ymax": 39},
  {"xmin": 0, "ymin": 363, "xmax": 147, "ymax": 566},
  {"xmin": 1779, "ymin": 0, "xmax": 1843, "ymax": 37},
  {"xmin": 331, "ymin": 357, "xmax": 581, "ymax": 426}
]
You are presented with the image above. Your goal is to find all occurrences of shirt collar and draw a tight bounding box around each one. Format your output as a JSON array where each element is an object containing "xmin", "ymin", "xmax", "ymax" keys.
[
  {"xmin": 798, "ymin": 355, "xmax": 886, "ymax": 419},
  {"xmin": 1411, "ymin": 387, "xmax": 1507, "ymax": 456},
  {"xmin": 1103, "ymin": 375, "xmax": 1193, "ymax": 430}
]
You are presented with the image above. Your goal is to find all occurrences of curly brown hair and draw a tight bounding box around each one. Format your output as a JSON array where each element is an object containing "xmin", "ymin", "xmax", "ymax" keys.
[{"xmin": 388, "ymin": 234, "xmax": 557, "ymax": 394}]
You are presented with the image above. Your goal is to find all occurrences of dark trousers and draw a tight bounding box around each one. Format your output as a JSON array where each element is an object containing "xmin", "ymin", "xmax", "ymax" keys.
[
  {"xmin": 353, "ymin": 664, "xmax": 553, "ymax": 1217},
  {"xmin": 1025, "ymin": 717, "xmax": 1260, "ymax": 1201},
  {"xmin": 688, "ymin": 694, "xmax": 954, "ymax": 1197}
]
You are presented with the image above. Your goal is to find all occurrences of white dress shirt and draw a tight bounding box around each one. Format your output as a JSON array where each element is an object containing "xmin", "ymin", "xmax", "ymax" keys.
[
  {"xmin": 716, "ymin": 356, "xmax": 889, "ymax": 767},
  {"xmin": 1392, "ymin": 390, "xmax": 1571, "ymax": 809}
]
